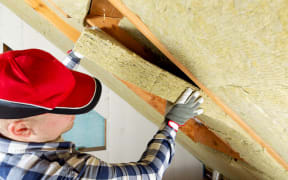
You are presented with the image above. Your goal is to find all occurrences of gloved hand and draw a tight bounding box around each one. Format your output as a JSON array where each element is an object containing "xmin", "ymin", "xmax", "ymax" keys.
[{"xmin": 166, "ymin": 88, "xmax": 204, "ymax": 127}]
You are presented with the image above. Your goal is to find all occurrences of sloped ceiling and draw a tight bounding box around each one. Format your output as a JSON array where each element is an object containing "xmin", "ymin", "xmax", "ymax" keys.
[
  {"xmin": 2, "ymin": 0, "xmax": 288, "ymax": 179},
  {"xmin": 116, "ymin": 0, "xmax": 288, "ymax": 179}
]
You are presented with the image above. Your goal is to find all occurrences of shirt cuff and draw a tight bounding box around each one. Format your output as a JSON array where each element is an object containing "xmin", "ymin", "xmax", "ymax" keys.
[
  {"xmin": 167, "ymin": 120, "xmax": 180, "ymax": 132},
  {"xmin": 159, "ymin": 122, "xmax": 177, "ymax": 140}
]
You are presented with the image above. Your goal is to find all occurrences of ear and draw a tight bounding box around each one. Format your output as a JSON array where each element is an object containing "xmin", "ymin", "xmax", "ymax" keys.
[{"xmin": 7, "ymin": 120, "xmax": 32, "ymax": 137}]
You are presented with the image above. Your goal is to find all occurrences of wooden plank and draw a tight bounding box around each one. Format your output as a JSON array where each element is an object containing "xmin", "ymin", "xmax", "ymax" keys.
[
  {"xmin": 24, "ymin": 0, "xmax": 80, "ymax": 42},
  {"xmin": 107, "ymin": 0, "xmax": 288, "ymax": 171},
  {"xmin": 86, "ymin": 15, "xmax": 121, "ymax": 29},
  {"xmin": 119, "ymin": 79, "xmax": 167, "ymax": 115},
  {"xmin": 121, "ymin": 80, "xmax": 241, "ymax": 160},
  {"xmin": 46, "ymin": 0, "xmax": 70, "ymax": 18}
]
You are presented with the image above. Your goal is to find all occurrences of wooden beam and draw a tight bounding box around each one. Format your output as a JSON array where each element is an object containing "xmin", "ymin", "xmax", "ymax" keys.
[
  {"xmin": 46, "ymin": 0, "xmax": 70, "ymax": 18},
  {"xmin": 107, "ymin": 0, "xmax": 288, "ymax": 170},
  {"xmin": 24, "ymin": 0, "xmax": 80, "ymax": 42},
  {"xmin": 118, "ymin": 79, "xmax": 167, "ymax": 115},
  {"xmin": 86, "ymin": 15, "xmax": 121, "ymax": 29},
  {"xmin": 121, "ymin": 79, "xmax": 242, "ymax": 160}
]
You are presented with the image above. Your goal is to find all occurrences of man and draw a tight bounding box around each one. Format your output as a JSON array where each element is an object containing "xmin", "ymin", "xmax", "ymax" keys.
[{"xmin": 0, "ymin": 49, "xmax": 203, "ymax": 179}]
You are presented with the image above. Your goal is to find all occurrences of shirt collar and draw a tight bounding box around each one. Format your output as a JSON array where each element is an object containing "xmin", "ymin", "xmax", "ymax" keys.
[{"xmin": 0, "ymin": 136, "xmax": 75, "ymax": 154}]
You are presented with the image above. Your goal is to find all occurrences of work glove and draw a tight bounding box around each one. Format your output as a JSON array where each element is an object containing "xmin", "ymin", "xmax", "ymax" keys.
[{"xmin": 165, "ymin": 88, "xmax": 204, "ymax": 130}]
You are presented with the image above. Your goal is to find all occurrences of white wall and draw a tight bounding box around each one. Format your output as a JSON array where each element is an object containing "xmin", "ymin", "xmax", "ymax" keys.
[{"xmin": 0, "ymin": 4, "xmax": 203, "ymax": 180}]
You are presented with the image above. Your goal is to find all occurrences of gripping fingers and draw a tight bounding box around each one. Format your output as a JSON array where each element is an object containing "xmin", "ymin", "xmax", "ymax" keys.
[
  {"xmin": 173, "ymin": 96, "xmax": 204, "ymax": 109},
  {"xmin": 168, "ymin": 113, "xmax": 190, "ymax": 121},
  {"xmin": 176, "ymin": 88, "xmax": 194, "ymax": 104},
  {"xmin": 194, "ymin": 108, "xmax": 204, "ymax": 116},
  {"xmin": 190, "ymin": 97, "xmax": 204, "ymax": 109},
  {"xmin": 187, "ymin": 91, "xmax": 200, "ymax": 105},
  {"xmin": 171, "ymin": 107, "xmax": 203, "ymax": 117}
]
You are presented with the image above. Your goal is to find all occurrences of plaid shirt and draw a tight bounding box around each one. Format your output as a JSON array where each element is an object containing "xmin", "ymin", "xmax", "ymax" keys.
[{"xmin": 0, "ymin": 123, "xmax": 176, "ymax": 180}]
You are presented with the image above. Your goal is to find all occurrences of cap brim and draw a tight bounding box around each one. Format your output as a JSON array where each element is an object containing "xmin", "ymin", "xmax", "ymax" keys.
[
  {"xmin": 0, "ymin": 100, "xmax": 49, "ymax": 119},
  {"xmin": 51, "ymin": 70, "xmax": 102, "ymax": 115}
]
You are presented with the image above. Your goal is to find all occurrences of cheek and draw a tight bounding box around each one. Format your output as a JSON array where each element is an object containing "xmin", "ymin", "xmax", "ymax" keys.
[
  {"xmin": 61, "ymin": 116, "xmax": 75, "ymax": 132},
  {"xmin": 42, "ymin": 117, "xmax": 74, "ymax": 136},
  {"xmin": 58, "ymin": 119, "xmax": 73, "ymax": 129}
]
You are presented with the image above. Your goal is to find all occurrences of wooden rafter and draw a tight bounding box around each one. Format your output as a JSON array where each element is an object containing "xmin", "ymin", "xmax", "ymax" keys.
[
  {"xmin": 46, "ymin": 0, "xmax": 70, "ymax": 18},
  {"xmin": 120, "ymin": 80, "xmax": 242, "ymax": 160},
  {"xmin": 25, "ymin": 0, "xmax": 80, "ymax": 42}
]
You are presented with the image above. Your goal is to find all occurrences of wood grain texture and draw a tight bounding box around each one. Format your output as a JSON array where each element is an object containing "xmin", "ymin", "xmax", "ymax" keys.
[
  {"xmin": 90, "ymin": 0, "xmax": 122, "ymax": 18},
  {"xmin": 121, "ymin": 79, "xmax": 239, "ymax": 161},
  {"xmin": 46, "ymin": 0, "xmax": 70, "ymax": 18},
  {"xmin": 24, "ymin": 0, "xmax": 80, "ymax": 42},
  {"xmin": 119, "ymin": 79, "xmax": 167, "ymax": 115}
]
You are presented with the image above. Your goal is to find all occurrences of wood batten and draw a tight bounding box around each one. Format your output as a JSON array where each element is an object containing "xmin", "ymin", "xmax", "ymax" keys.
[
  {"xmin": 24, "ymin": 0, "xmax": 80, "ymax": 42},
  {"xmin": 46, "ymin": 0, "xmax": 71, "ymax": 18}
]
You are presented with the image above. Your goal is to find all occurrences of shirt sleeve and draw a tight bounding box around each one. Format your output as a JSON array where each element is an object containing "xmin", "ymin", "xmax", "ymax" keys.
[{"xmin": 77, "ymin": 123, "xmax": 177, "ymax": 180}]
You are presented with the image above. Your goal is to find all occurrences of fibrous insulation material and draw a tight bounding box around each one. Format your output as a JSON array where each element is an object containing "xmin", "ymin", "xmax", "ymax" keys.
[
  {"xmin": 117, "ymin": 0, "xmax": 288, "ymax": 179},
  {"xmin": 52, "ymin": 0, "xmax": 91, "ymax": 24},
  {"xmin": 75, "ymin": 25, "xmax": 288, "ymax": 179}
]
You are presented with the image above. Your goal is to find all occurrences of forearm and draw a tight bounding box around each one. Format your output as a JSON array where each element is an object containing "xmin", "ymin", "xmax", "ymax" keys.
[
  {"xmin": 136, "ymin": 123, "xmax": 176, "ymax": 178},
  {"xmin": 80, "ymin": 123, "xmax": 176, "ymax": 179}
]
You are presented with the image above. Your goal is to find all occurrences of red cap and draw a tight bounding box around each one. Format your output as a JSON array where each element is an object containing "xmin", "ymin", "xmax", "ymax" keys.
[{"xmin": 0, "ymin": 49, "xmax": 102, "ymax": 119}]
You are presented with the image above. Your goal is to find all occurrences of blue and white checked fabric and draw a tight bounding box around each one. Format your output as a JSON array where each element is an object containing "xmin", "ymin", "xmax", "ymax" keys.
[{"xmin": 0, "ymin": 123, "xmax": 176, "ymax": 180}]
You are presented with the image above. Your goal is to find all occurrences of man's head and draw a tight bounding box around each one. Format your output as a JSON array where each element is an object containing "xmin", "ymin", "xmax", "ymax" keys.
[
  {"xmin": 0, "ymin": 114, "xmax": 75, "ymax": 142},
  {"xmin": 0, "ymin": 49, "xmax": 102, "ymax": 142}
]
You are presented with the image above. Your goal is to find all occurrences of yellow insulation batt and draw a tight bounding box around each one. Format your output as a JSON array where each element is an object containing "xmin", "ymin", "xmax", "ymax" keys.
[
  {"xmin": 116, "ymin": 0, "xmax": 288, "ymax": 179},
  {"xmin": 51, "ymin": 0, "xmax": 91, "ymax": 24},
  {"xmin": 74, "ymin": 27, "xmax": 287, "ymax": 179},
  {"xmin": 2, "ymin": 0, "xmax": 288, "ymax": 179}
]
